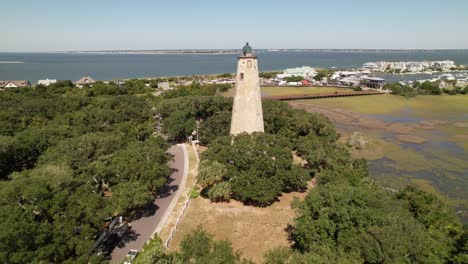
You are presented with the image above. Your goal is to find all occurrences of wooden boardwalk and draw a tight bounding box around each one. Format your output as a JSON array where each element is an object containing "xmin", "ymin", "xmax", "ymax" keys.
[{"xmin": 262, "ymin": 91, "xmax": 385, "ymax": 101}]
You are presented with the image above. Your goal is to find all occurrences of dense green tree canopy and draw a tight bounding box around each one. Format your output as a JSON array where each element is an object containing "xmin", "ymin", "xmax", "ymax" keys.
[
  {"xmin": 1, "ymin": 80, "xmax": 465, "ymax": 263},
  {"xmin": 288, "ymin": 159, "xmax": 466, "ymax": 263},
  {"xmin": 0, "ymin": 82, "xmax": 171, "ymax": 263}
]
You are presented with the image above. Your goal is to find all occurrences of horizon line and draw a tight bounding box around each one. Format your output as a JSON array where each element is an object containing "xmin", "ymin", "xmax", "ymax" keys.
[{"xmin": 2, "ymin": 48, "xmax": 468, "ymax": 53}]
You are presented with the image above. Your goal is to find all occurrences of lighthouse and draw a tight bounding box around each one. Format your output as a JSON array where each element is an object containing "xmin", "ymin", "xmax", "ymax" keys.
[{"xmin": 230, "ymin": 42, "xmax": 264, "ymax": 135}]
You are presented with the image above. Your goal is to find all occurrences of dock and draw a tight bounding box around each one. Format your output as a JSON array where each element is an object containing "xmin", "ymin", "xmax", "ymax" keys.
[{"xmin": 262, "ymin": 91, "xmax": 385, "ymax": 101}]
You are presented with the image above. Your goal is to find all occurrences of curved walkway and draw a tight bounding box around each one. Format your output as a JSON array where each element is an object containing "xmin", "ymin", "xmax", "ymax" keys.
[{"xmin": 110, "ymin": 144, "xmax": 188, "ymax": 263}]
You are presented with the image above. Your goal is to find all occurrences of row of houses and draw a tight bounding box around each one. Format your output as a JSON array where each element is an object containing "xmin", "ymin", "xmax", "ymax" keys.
[
  {"xmin": 254, "ymin": 66, "xmax": 386, "ymax": 89},
  {"xmin": 0, "ymin": 76, "xmax": 96, "ymax": 91},
  {"xmin": 400, "ymin": 72, "xmax": 468, "ymax": 87},
  {"xmin": 329, "ymin": 70, "xmax": 386, "ymax": 89},
  {"xmin": 363, "ymin": 60, "xmax": 457, "ymax": 72},
  {"xmin": 267, "ymin": 66, "xmax": 321, "ymax": 86}
]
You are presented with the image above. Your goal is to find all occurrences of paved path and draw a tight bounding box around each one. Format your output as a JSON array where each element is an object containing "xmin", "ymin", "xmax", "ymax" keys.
[{"xmin": 110, "ymin": 144, "xmax": 187, "ymax": 262}]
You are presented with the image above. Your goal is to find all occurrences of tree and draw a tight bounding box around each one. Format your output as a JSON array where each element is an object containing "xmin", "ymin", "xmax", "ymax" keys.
[
  {"xmin": 207, "ymin": 182, "xmax": 231, "ymax": 202},
  {"xmin": 313, "ymin": 70, "xmax": 329, "ymax": 81},
  {"xmin": 463, "ymin": 86, "xmax": 468, "ymax": 94},
  {"xmin": 0, "ymin": 82, "xmax": 171, "ymax": 263},
  {"xmin": 103, "ymin": 138, "xmax": 170, "ymax": 191},
  {"xmin": 198, "ymin": 111, "xmax": 231, "ymax": 145},
  {"xmin": 419, "ymin": 81, "xmax": 441, "ymax": 95},
  {"xmin": 0, "ymin": 136, "xmax": 16, "ymax": 179},
  {"xmin": 134, "ymin": 228, "xmax": 252, "ymax": 264},
  {"xmin": 179, "ymin": 227, "xmax": 248, "ymax": 264},
  {"xmin": 284, "ymin": 76, "xmax": 304, "ymax": 82},
  {"xmin": 202, "ymin": 133, "xmax": 307, "ymax": 206},
  {"xmin": 133, "ymin": 236, "xmax": 169, "ymax": 264},
  {"xmin": 111, "ymin": 181, "xmax": 153, "ymax": 215},
  {"xmin": 162, "ymin": 110, "xmax": 196, "ymax": 142},
  {"xmin": 197, "ymin": 160, "xmax": 227, "ymax": 188},
  {"xmin": 259, "ymin": 72, "xmax": 280, "ymax": 79}
]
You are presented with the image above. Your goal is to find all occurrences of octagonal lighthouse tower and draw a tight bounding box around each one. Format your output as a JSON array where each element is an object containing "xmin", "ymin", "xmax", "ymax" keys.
[{"xmin": 230, "ymin": 43, "xmax": 264, "ymax": 135}]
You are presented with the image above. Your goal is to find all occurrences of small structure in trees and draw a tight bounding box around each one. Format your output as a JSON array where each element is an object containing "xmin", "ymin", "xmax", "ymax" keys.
[{"xmin": 75, "ymin": 76, "xmax": 96, "ymax": 87}]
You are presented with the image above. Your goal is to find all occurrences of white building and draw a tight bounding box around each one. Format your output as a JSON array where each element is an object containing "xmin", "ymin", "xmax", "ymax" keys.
[
  {"xmin": 362, "ymin": 62, "xmax": 379, "ymax": 69},
  {"xmin": 432, "ymin": 61, "xmax": 455, "ymax": 70},
  {"xmin": 74, "ymin": 76, "xmax": 96, "ymax": 87},
  {"xmin": 38, "ymin": 79, "xmax": 57, "ymax": 86},
  {"xmin": 279, "ymin": 66, "xmax": 317, "ymax": 80},
  {"xmin": 158, "ymin": 82, "xmax": 173, "ymax": 91}
]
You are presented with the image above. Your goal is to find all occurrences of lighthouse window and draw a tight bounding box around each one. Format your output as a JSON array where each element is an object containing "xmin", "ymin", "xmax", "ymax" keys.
[{"xmin": 240, "ymin": 73, "xmax": 244, "ymax": 80}]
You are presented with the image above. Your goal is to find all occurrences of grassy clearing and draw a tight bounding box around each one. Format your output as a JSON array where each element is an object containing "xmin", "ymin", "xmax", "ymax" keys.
[
  {"xmin": 297, "ymin": 94, "xmax": 468, "ymax": 119},
  {"xmin": 167, "ymin": 181, "xmax": 316, "ymax": 263},
  {"xmin": 261, "ymin": 86, "xmax": 352, "ymax": 96}
]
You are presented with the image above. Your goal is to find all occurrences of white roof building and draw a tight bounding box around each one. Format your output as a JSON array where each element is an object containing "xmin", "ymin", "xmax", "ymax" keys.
[
  {"xmin": 75, "ymin": 76, "xmax": 96, "ymax": 87},
  {"xmin": 362, "ymin": 62, "xmax": 379, "ymax": 69},
  {"xmin": 38, "ymin": 79, "xmax": 57, "ymax": 86},
  {"xmin": 158, "ymin": 82, "xmax": 173, "ymax": 91},
  {"xmin": 0, "ymin": 80, "xmax": 31, "ymax": 90},
  {"xmin": 284, "ymin": 66, "xmax": 313, "ymax": 76}
]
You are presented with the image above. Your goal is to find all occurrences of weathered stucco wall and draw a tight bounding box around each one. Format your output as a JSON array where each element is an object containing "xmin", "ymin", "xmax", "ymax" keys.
[{"xmin": 230, "ymin": 55, "xmax": 264, "ymax": 135}]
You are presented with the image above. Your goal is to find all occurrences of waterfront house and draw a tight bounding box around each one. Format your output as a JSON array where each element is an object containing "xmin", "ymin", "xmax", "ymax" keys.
[
  {"xmin": 114, "ymin": 80, "xmax": 125, "ymax": 86},
  {"xmin": 75, "ymin": 76, "xmax": 96, "ymax": 87},
  {"xmin": 432, "ymin": 61, "xmax": 455, "ymax": 71},
  {"xmin": 366, "ymin": 77, "xmax": 385, "ymax": 89},
  {"xmin": 158, "ymin": 82, "xmax": 173, "ymax": 91},
  {"xmin": 284, "ymin": 66, "xmax": 312, "ymax": 76},
  {"xmin": 362, "ymin": 62, "xmax": 379, "ymax": 70},
  {"xmin": 299, "ymin": 80, "xmax": 312, "ymax": 86},
  {"xmin": 276, "ymin": 73, "xmax": 294, "ymax": 80},
  {"xmin": 38, "ymin": 78, "xmax": 57, "ymax": 86},
  {"xmin": 406, "ymin": 63, "xmax": 425, "ymax": 72},
  {"xmin": 0, "ymin": 80, "xmax": 31, "ymax": 90},
  {"xmin": 339, "ymin": 76, "xmax": 360, "ymax": 86},
  {"xmin": 282, "ymin": 66, "xmax": 317, "ymax": 80}
]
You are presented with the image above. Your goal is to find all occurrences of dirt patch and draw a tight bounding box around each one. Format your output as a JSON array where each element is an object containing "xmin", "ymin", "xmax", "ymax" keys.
[
  {"xmin": 292, "ymin": 151, "xmax": 308, "ymax": 166},
  {"xmin": 168, "ymin": 179, "xmax": 317, "ymax": 263},
  {"xmin": 419, "ymin": 120, "xmax": 449, "ymax": 128},
  {"xmin": 455, "ymin": 122, "xmax": 468, "ymax": 128},
  {"xmin": 454, "ymin": 134, "xmax": 468, "ymax": 140},
  {"xmin": 398, "ymin": 134, "xmax": 426, "ymax": 144}
]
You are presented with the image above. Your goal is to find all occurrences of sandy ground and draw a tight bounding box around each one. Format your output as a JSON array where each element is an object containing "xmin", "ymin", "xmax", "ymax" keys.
[{"xmin": 168, "ymin": 180, "xmax": 316, "ymax": 263}]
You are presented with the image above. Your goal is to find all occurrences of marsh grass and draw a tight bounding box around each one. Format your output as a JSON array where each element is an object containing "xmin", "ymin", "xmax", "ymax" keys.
[{"xmin": 299, "ymin": 94, "xmax": 468, "ymax": 119}]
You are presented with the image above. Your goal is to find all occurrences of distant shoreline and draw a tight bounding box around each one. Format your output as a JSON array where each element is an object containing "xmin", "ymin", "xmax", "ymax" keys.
[
  {"xmin": 2, "ymin": 49, "xmax": 468, "ymax": 54},
  {"xmin": 0, "ymin": 61, "xmax": 24, "ymax": 64},
  {"xmin": 67, "ymin": 50, "xmax": 240, "ymax": 55}
]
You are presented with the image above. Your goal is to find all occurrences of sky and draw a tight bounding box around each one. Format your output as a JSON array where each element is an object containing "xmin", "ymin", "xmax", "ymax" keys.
[{"xmin": 1, "ymin": 0, "xmax": 468, "ymax": 51}]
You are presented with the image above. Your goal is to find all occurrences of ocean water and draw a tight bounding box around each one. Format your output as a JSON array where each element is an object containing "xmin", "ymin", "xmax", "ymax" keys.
[{"xmin": 1, "ymin": 50, "xmax": 468, "ymax": 83}]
